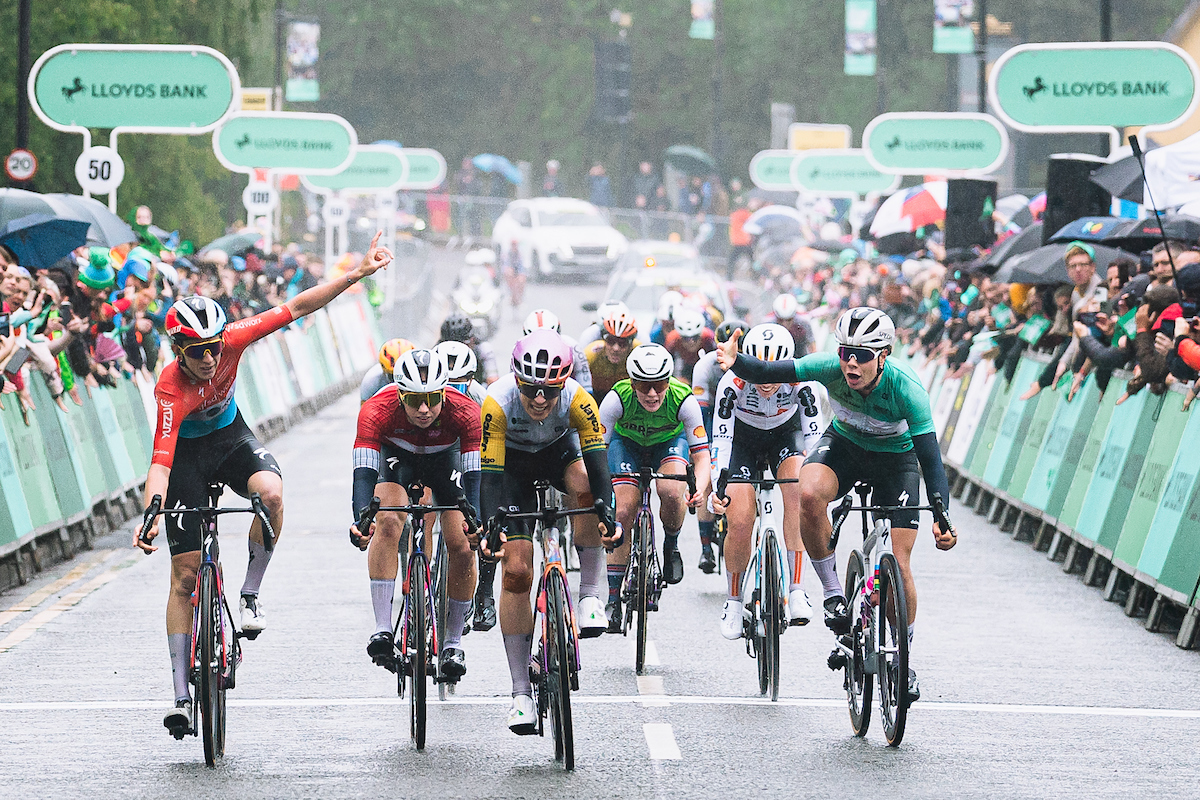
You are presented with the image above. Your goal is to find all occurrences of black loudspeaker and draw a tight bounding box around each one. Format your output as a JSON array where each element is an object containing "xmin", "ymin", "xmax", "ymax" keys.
[
  {"xmin": 594, "ymin": 41, "xmax": 631, "ymax": 123},
  {"xmin": 1042, "ymin": 154, "xmax": 1111, "ymax": 245},
  {"xmin": 945, "ymin": 179, "xmax": 998, "ymax": 250}
]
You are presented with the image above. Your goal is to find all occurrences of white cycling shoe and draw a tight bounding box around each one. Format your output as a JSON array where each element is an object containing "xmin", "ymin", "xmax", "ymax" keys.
[
  {"xmin": 507, "ymin": 694, "xmax": 537, "ymax": 735},
  {"xmin": 239, "ymin": 595, "xmax": 266, "ymax": 634},
  {"xmin": 577, "ymin": 596, "xmax": 607, "ymax": 639},
  {"xmin": 720, "ymin": 599, "xmax": 746, "ymax": 640},
  {"xmin": 788, "ymin": 588, "xmax": 814, "ymax": 626}
]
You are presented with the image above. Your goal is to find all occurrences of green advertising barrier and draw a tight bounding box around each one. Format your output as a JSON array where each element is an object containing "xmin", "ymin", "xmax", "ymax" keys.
[
  {"xmin": 965, "ymin": 370, "xmax": 1016, "ymax": 478},
  {"xmin": 124, "ymin": 379, "xmax": 153, "ymax": 464},
  {"xmin": 2, "ymin": 398, "xmax": 63, "ymax": 529},
  {"xmin": 89, "ymin": 388, "xmax": 137, "ymax": 490},
  {"xmin": 1056, "ymin": 378, "xmax": 1122, "ymax": 533},
  {"xmin": 1004, "ymin": 376, "xmax": 1062, "ymax": 499},
  {"xmin": 982, "ymin": 358, "xmax": 1043, "ymax": 491},
  {"xmin": 1022, "ymin": 376, "xmax": 1102, "ymax": 516},
  {"xmin": 1072, "ymin": 384, "xmax": 1160, "ymax": 552},
  {"xmin": 107, "ymin": 382, "xmax": 150, "ymax": 476},
  {"xmin": 27, "ymin": 379, "xmax": 89, "ymax": 522},
  {"xmin": 938, "ymin": 372, "xmax": 970, "ymax": 450},
  {"xmin": 1111, "ymin": 390, "xmax": 1190, "ymax": 577},
  {"xmin": 74, "ymin": 390, "xmax": 123, "ymax": 497},
  {"xmin": 947, "ymin": 369, "xmax": 996, "ymax": 466},
  {"xmin": 0, "ymin": 423, "xmax": 34, "ymax": 548},
  {"xmin": 930, "ymin": 374, "xmax": 963, "ymax": 439},
  {"xmin": 1139, "ymin": 399, "xmax": 1200, "ymax": 600}
]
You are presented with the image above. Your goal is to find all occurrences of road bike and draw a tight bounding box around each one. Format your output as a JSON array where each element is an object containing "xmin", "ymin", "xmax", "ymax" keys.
[
  {"xmin": 612, "ymin": 465, "xmax": 695, "ymax": 675},
  {"xmin": 357, "ymin": 483, "xmax": 479, "ymax": 750},
  {"xmin": 139, "ymin": 484, "xmax": 275, "ymax": 767},
  {"xmin": 716, "ymin": 466, "xmax": 797, "ymax": 701},
  {"xmin": 486, "ymin": 483, "xmax": 610, "ymax": 771},
  {"xmin": 826, "ymin": 482, "xmax": 951, "ymax": 747}
]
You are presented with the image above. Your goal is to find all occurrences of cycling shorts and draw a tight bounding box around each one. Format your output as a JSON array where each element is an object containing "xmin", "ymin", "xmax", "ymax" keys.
[
  {"xmin": 497, "ymin": 436, "xmax": 582, "ymax": 542},
  {"xmin": 164, "ymin": 412, "xmax": 280, "ymax": 556},
  {"xmin": 725, "ymin": 417, "xmax": 805, "ymax": 482},
  {"xmin": 804, "ymin": 428, "xmax": 920, "ymax": 529},
  {"xmin": 607, "ymin": 432, "xmax": 689, "ymax": 488},
  {"xmin": 378, "ymin": 445, "xmax": 463, "ymax": 507}
]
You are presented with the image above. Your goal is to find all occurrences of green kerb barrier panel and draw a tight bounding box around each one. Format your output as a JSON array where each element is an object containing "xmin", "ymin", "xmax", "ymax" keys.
[
  {"xmin": 1138, "ymin": 396, "xmax": 1200, "ymax": 603},
  {"xmin": 108, "ymin": 383, "xmax": 150, "ymax": 476},
  {"xmin": 74, "ymin": 393, "xmax": 122, "ymax": 498},
  {"xmin": 1056, "ymin": 377, "xmax": 1122, "ymax": 533},
  {"xmin": 965, "ymin": 369, "xmax": 1017, "ymax": 478},
  {"xmin": 1022, "ymin": 375, "xmax": 1101, "ymax": 517},
  {"xmin": 0, "ymin": 425, "xmax": 33, "ymax": 548},
  {"xmin": 947, "ymin": 369, "xmax": 996, "ymax": 467},
  {"xmin": 982, "ymin": 358, "xmax": 1043, "ymax": 493},
  {"xmin": 89, "ymin": 388, "xmax": 137, "ymax": 490},
  {"xmin": 28, "ymin": 379, "xmax": 88, "ymax": 521},
  {"xmin": 2, "ymin": 398, "xmax": 62, "ymax": 528},
  {"xmin": 1006, "ymin": 378, "xmax": 1061, "ymax": 499},
  {"xmin": 939, "ymin": 372, "xmax": 972, "ymax": 454}
]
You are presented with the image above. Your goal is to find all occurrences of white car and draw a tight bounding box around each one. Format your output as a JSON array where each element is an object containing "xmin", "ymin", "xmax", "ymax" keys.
[
  {"xmin": 588, "ymin": 265, "xmax": 736, "ymax": 341},
  {"xmin": 491, "ymin": 198, "xmax": 628, "ymax": 281}
]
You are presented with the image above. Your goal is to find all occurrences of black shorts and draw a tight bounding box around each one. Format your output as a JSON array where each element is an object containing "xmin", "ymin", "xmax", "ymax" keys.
[
  {"xmin": 498, "ymin": 436, "xmax": 582, "ymax": 542},
  {"xmin": 165, "ymin": 412, "xmax": 280, "ymax": 556},
  {"xmin": 378, "ymin": 445, "xmax": 464, "ymax": 506},
  {"xmin": 726, "ymin": 417, "xmax": 806, "ymax": 481},
  {"xmin": 804, "ymin": 428, "xmax": 921, "ymax": 529}
]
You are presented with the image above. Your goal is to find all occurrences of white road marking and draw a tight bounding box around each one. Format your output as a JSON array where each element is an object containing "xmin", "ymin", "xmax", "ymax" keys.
[
  {"xmin": 3, "ymin": 696, "xmax": 1200, "ymax": 719},
  {"xmin": 0, "ymin": 550, "xmax": 113, "ymax": 626},
  {"xmin": 643, "ymin": 723, "xmax": 682, "ymax": 760},
  {"xmin": 636, "ymin": 675, "xmax": 669, "ymax": 707},
  {"xmin": 644, "ymin": 640, "xmax": 660, "ymax": 666},
  {"xmin": 0, "ymin": 557, "xmax": 135, "ymax": 654}
]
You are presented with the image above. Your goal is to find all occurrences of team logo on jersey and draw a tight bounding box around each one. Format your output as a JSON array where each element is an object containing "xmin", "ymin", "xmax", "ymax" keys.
[
  {"xmin": 693, "ymin": 426, "xmax": 705, "ymax": 439},
  {"xmin": 159, "ymin": 402, "xmax": 173, "ymax": 438},
  {"xmin": 692, "ymin": 386, "xmax": 704, "ymax": 395}
]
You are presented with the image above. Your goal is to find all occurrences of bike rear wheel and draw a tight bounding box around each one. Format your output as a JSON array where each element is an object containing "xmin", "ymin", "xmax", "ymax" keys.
[
  {"xmin": 408, "ymin": 558, "xmax": 429, "ymax": 750},
  {"xmin": 763, "ymin": 534, "xmax": 783, "ymax": 702},
  {"xmin": 878, "ymin": 552, "xmax": 909, "ymax": 747},
  {"xmin": 547, "ymin": 572, "xmax": 575, "ymax": 771},
  {"xmin": 635, "ymin": 512, "xmax": 651, "ymax": 675},
  {"xmin": 844, "ymin": 550, "xmax": 872, "ymax": 737},
  {"xmin": 197, "ymin": 566, "xmax": 225, "ymax": 766}
]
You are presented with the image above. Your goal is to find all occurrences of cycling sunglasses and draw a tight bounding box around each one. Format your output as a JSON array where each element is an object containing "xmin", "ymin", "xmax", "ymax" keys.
[
  {"xmin": 603, "ymin": 334, "xmax": 633, "ymax": 346},
  {"xmin": 181, "ymin": 339, "xmax": 223, "ymax": 360},
  {"xmin": 632, "ymin": 378, "xmax": 670, "ymax": 394},
  {"xmin": 517, "ymin": 381, "xmax": 562, "ymax": 401},
  {"xmin": 400, "ymin": 390, "xmax": 444, "ymax": 409},
  {"xmin": 837, "ymin": 345, "xmax": 879, "ymax": 364}
]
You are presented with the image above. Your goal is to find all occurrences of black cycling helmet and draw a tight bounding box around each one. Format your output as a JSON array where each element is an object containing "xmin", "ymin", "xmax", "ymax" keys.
[
  {"xmin": 715, "ymin": 318, "xmax": 749, "ymax": 345},
  {"xmin": 440, "ymin": 310, "xmax": 475, "ymax": 343}
]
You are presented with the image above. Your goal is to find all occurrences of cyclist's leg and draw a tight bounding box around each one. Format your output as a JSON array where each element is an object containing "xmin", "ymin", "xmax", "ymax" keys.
[
  {"xmin": 214, "ymin": 422, "xmax": 283, "ymax": 613},
  {"xmin": 606, "ymin": 435, "xmax": 640, "ymax": 622},
  {"xmin": 654, "ymin": 435, "xmax": 690, "ymax": 584},
  {"xmin": 869, "ymin": 451, "xmax": 921, "ymax": 629},
  {"xmin": 427, "ymin": 457, "xmax": 476, "ymax": 658},
  {"xmin": 559, "ymin": 448, "xmax": 609, "ymax": 633},
  {"xmin": 496, "ymin": 460, "xmax": 537, "ymax": 702},
  {"xmin": 798, "ymin": 431, "xmax": 855, "ymax": 609}
]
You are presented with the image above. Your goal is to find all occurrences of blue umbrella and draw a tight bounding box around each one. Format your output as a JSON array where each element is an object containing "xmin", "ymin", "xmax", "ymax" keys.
[
  {"xmin": 0, "ymin": 213, "xmax": 92, "ymax": 269},
  {"xmin": 472, "ymin": 153, "xmax": 523, "ymax": 185}
]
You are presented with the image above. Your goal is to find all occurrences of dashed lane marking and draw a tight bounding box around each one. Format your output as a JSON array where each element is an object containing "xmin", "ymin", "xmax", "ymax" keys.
[
  {"xmin": 643, "ymin": 723, "xmax": 682, "ymax": 760},
  {"xmin": 0, "ymin": 550, "xmax": 113, "ymax": 627},
  {"xmin": 636, "ymin": 675, "xmax": 669, "ymax": 707},
  {"xmin": 644, "ymin": 640, "xmax": 660, "ymax": 666}
]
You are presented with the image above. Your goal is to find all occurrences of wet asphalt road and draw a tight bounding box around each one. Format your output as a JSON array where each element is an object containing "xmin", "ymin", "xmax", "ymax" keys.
[{"xmin": 1, "ymin": 251, "xmax": 1199, "ymax": 799}]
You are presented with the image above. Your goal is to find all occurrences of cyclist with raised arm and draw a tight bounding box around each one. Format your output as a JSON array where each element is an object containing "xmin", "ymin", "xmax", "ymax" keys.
[
  {"xmin": 690, "ymin": 318, "xmax": 748, "ymax": 573},
  {"xmin": 708, "ymin": 324, "xmax": 824, "ymax": 639},
  {"xmin": 716, "ymin": 307, "xmax": 957, "ymax": 701},
  {"xmin": 523, "ymin": 308, "xmax": 592, "ymax": 393},
  {"xmin": 439, "ymin": 310, "xmax": 499, "ymax": 384},
  {"xmin": 349, "ymin": 349, "xmax": 482, "ymax": 679},
  {"xmin": 137, "ymin": 235, "xmax": 392, "ymax": 735},
  {"xmin": 599, "ymin": 344, "xmax": 709, "ymax": 629},
  {"xmin": 478, "ymin": 330, "xmax": 619, "ymax": 734},
  {"xmin": 584, "ymin": 303, "xmax": 640, "ymax": 402},
  {"xmin": 360, "ymin": 338, "xmax": 414, "ymax": 402}
]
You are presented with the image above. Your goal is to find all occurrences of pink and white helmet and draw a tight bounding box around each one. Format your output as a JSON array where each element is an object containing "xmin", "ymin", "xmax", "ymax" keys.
[{"xmin": 511, "ymin": 329, "xmax": 574, "ymax": 386}]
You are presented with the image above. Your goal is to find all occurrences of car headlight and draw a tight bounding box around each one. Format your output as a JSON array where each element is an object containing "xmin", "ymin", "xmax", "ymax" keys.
[
  {"xmin": 606, "ymin": 243, "xmax": 620, "ymax": 259},
  {"xmin": 557, "ymin": 242, "xmax": 574, "ymax": 258}
]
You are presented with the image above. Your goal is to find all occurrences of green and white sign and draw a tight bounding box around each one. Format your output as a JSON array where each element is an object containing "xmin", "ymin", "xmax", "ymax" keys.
[
  {"xmin": 303, "ymin": 146, "xmax": 447, "ymax": 193},
  {"xmin": 397, "ymin": 148, "xmax": 447, "ymax": 190},
  {"xmin": 213, "ymin": 112, "xmax": 356, "ymax": 175},
  {"xmin": 863, "ymin": 112, "xmax": 1008, "ymax": 175},
  {"xmin": 749, "ymin": 149, "xmax": 898, "ymax": 196},
  {"xmin": 990, "ymin": 42, "xmax": 1200, "ymax": 132},
  {"xmin": 29, "ymin": 44, "xmax": 238, "ymax": 133}
]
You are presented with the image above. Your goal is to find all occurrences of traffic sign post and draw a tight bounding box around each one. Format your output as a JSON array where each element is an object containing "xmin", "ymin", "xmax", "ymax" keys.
[
  {"xmin": 862, "ymin": 112, "xmax": 1009, "ymax": 176},
  {"xmin": 5, "ymin": 149, "xmax": 37, "ymax": 182},
  {"xmin": 322, "ymin": 196, "xmax": 351, "ymax": 272},
  {"xmin": 74, "ymin": 146, "xmax": 125, "ymax": 196},
  {"xmin": 989, "ymin": 42, "xmax": 1200, "ymax": 147},
  {"xmin": 749, "ymin": 148, "xmax": 899, "ymax": 197},
  {"xmin": 213, "ymin": 112, "xmax": 357, "ymax": 175},
  {"xmin": 242, "ymin": 182, "xmax": 280, "ymax": 251}
]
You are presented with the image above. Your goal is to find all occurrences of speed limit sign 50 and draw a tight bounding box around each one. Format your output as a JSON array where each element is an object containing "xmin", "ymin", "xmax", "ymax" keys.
[
  {"xmin": 5, "ymin": 149, "xmax": 37, "ymax": 182},
  {"xmin": 75, "ymin": 146, "xmax": 126, "ymax": 195}
]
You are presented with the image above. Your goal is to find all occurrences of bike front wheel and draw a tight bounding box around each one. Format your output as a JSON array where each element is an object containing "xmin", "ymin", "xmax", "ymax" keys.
[
  {"xmin": 408, "ymin": 559, "xmax": 429, "ymax": 750},
  {"xmin": 546, "ymin": 571, "xmax": 575, "ymax": 771},
  {"xmin": 763, "ymin": 534, "xmax": 783, "ymax": 702},
  {"xmin": 878, "ymin": 552, "xmax": 910, "ymax": 747},
  {"xmin": 635, "ymin": 513, "xmax": 651, "ymax": 675},
  {"xmin": 197, "ymin": 566, "xmax": 225, "ymax": 766},
  {"xmin": 844, "ymin": 550, "xmax": 872, "ymax": 737}
]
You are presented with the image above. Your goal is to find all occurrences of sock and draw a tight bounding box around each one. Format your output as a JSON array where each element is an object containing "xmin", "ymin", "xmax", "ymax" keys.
[
  {"xmin": 727, "ymin": 570, "xmax": 743, "ymax": 600},
  {"xmin": 663, "ymin": 528, "xmax": 680, "ymax": 553},
  {"xmin": 476, "ymin": 556, "xmax": 497, "ymax": 602},
  {"xmin": 443, "ymin": 599, "xmax": 471, "ymax": 649},
  {"xmin": 240, "ymin": 538, "xmax": 273, "ymax": 597},
  {"xmin": 811, "ymin": 554, "xmax": 842, "ymax": 600},
  {"xmin": 503, "ymin": 632, "xmax": 534, "ymax": 696},
  {"xmin": 607, "ymin": 564, "xmax": 625, "ymax": 604},
  {"xmin": 788, "ymin": 550, "xmax": 804, "ymax": 591},
  {"xmin": 698, "ymin": 520, "xmax": 715, "ymax": 549},
  {"xmin": 168, "ymin": 633, "xmax": 191, "ymax": 703},
  {"xmin": 370, "ymin": 579, "xmax": 395, "ymax": 634},
  {"xmin": 908, "ymin": 623, "xmax": 915, "ymax": 646},
  {"xmin": 576, "ymin": 546, "xmax": 606, "ymax": 600}
]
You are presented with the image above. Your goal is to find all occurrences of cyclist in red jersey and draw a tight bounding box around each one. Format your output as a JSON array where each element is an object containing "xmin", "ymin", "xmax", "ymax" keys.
[
  {"xmin": 348, "ymin": 349, "xmax": 483, "ymax": 678},
  {"xmin": 137, "ymin": 233, "xmax": 392, "ymax": 735}
]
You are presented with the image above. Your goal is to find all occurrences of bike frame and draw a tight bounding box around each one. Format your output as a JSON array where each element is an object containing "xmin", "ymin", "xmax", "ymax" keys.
[{"xmin": 533, "ymin": 484, "xmax": 580, "ymax": 672}]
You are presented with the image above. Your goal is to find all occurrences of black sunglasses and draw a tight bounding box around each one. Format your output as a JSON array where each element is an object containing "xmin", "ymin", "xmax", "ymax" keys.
[
  {"xmin": 182, "ymin": 339, "xmax": 223, "ymax": 360},
  {"xmin": 517, "ymin": 381, "xmax": 562, "ymax": 401},
  {"xmin": 837, "ymin": 345, "xmax": 879, "ymax": 364}
]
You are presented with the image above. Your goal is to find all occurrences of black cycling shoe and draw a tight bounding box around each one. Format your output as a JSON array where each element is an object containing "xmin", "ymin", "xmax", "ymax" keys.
[
  {"xmin": 163, "ymin": 700, "xmax": 191, "ymax": 739},
  {"xmin": 439, "ymin": 647, "xmax": 466, "ymax": 680},
  {"xmin": 907, "ymin": 668, "xmax": 920, "ymax": 703},
  {"xmin": 606, "ymin": 599, "xmax": 623, "ymax": 634},
  {"xmin": 367, "ymin": 631, "xmax": 397, "ymax": 673},
  {"xmin": 698, "ymin": 547, "xmax": 717, "ymax": 575},
  {"xmin": 823, "ymin": 596, "xmax": 851, "ymax": 635},
  {"xmin": 473, "ymin": 595, "xmax": 497, "ymax": 632},
  {"xmin": 664, "ymin": 548, "xmax": 684, "ymax": 585}
]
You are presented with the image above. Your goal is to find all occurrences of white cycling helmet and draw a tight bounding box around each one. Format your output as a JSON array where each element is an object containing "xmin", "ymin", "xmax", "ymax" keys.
[
  {"xmin": 834, "ymin": 307, "xmax": 895, "ymax": 351},
  {"xmin": 626, "ymin": 344, "xmax": 673, "ymax": 381},
  {"xmin": 166, "ymin": 296, "xmax": 226, "ymax": 346},
  {"xmin": 742, "ymin": 323, "xmax": 794, "ymax": 362},
  {"xmin": 672, "ymin": 308, "xmax": 706, "ymax": 338},
  {"xmin": 657, "ymin": 290, "xmax": 684, "ymax": 322},
  {"xmin": 602, "ymin": 303, "xmax": 638, "ymax": 339},
  {"xmin": 596, "ymin": 299, "xmax": 629, "ymax": 323},
  {"xmin": 772, "ymin": 293, "xmax": 799, "ymax": 322},
  {"xmin": 464, "ymin": 247, "xmax": 496, "ymax": 266},
  {"xmin": 432, "ymin": 340, "xmax": 477, "ymax": 382},
  {"xmin": 522, "ymin": 308, "xmax": 561, "ymax": 334},
  {"xmin": 393, "ymin": 348, "xmax": 450, "ymax": 393}
]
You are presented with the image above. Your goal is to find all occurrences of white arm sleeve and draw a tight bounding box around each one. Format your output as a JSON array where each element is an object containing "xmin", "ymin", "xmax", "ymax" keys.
[
  {"xmin": 570, "ymin": 340, "xmax": 593, "ymax": 393},
  {"xmin": 710, "ymin": 371, "xmax": 739, "ymax": 493},
  {"xmin": 679, "ymin": 395, "xmax": 707, "ymax": 449},
  {"xmin": 598, "ymin": 390, "xmax": 624, "ymax": 445}
]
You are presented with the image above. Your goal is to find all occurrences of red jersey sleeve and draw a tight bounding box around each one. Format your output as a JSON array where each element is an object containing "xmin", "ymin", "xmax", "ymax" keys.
[
  {"xmin": 150, "ymin": 368, "xmax": 197, "ymax": 468},
  {"xmin": 353, "ymin": 386, "xmax": 400, "ymax": 453},
  {"xmin": 223, "ymin": 305, "xmax": 295, "ymax": 351}
]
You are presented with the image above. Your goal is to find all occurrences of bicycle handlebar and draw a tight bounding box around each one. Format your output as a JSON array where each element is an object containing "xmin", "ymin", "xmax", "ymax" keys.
[
  {"xmin": 827, "ymin": 492, "xmax": 954, "ymax": 551},
  {"xmin": 139, "ymin": 492, "xmax": 276, "ymax": 554},
  {"xmin": 614, "ymin": 464, "xmax": 698, "ymax": 514},
  {"xmin": 484, "ymin": 498, "xmax": 615, "ymax": 557},
  {"xmin": 352, "ymin": 493, "xmax": 480, "ymax": 551}
]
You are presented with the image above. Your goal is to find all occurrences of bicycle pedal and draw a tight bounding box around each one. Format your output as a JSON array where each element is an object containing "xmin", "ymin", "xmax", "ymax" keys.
[
  {"xmin": 239, "ymin": 629, "xmax": 260, "ymax": 642},
  {"xmin": 827, "ymin": 649, "xmax": 847, "ymax": 671}
]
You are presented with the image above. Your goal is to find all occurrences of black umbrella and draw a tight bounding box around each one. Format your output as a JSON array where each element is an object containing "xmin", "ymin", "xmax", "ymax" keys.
[
  {"xmin": 1101, "ymin": 215, "xmax": 1200, "ymax": 253},
  {"xmin": 44, "ymin": 193, "xmax": 138, "ymax": 248},
  {"xmin": 663, "ymin": 145, "xmax": 717, "ymax": 176},
  {"xmin": 1090, "ymin": 156, "xmax": 1145, "ymax": 203},
  {"xmin": 984, "ymin": 222, "xmax": 1043, "ymax": 270},
  {"xmin": 999, "ymin": 243, "xmax": 1133, "ymax": 285},
  {"xmin": 0, "ymin": 213, "xmax": 92, "ymax": 269}
]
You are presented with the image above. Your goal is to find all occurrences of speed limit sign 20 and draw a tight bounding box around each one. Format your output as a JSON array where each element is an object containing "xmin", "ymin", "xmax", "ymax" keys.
[
  {"xmin": 5, "ymin": 149, "xmax": 37, "ymax": 182},
  {"xmin": 75, "ymin": 146, "xmax": 126, "ymax": 195}
]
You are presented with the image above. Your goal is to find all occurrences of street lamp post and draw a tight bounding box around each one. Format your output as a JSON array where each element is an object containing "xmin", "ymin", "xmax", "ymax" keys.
[
  {"xmin": 977, "ymin": 0, "xmax": 988, "ymax": 113},
  {"xmin": 15, "ymin": 0, "xmax": 32, "ymax": 187}
]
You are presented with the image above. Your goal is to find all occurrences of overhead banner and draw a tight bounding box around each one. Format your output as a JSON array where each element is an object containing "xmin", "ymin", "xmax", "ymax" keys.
[
  {"xmin": 213, "ymin": 111, "xmax": 356, "ymax": 174},
  {"xmin": 845, "ymin": 0, "xmax": 877, "ymax": 77},
  {"xmin": 748, "ymin": 148, "xmax": 899, "ymax": 197},
  {"xmin": 285, "ymin": 21, "xmax": 320, "ymax": 102},
  {"xmin": 863, "ymin": 112, "xmax": 1009, "ymax": 175},
  {"xmin": 934, "ymin": 0, "xmax": 976, "ymax": 55},
  {"xmin": 690, "ymin": 1, "xmax": 715, "ymax": 40}
]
